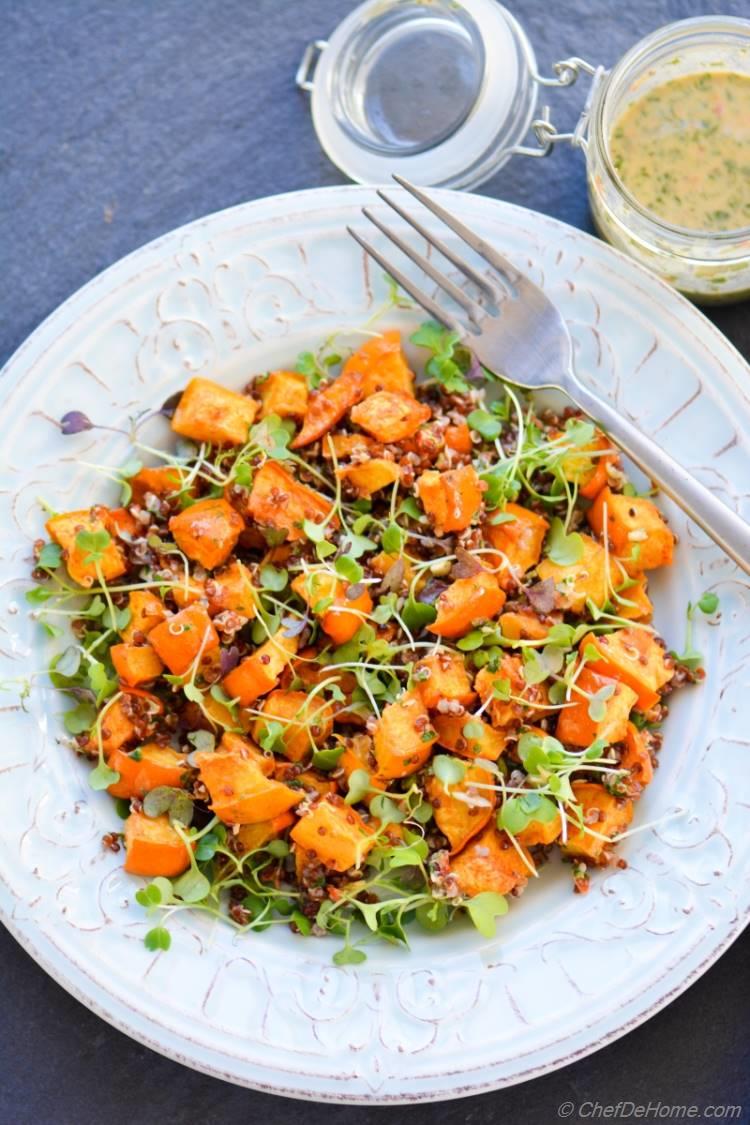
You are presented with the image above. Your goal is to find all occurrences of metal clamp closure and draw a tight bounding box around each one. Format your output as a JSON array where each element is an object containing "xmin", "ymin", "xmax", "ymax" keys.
[{"xmin": 511, "ymin": 58, "xmax": 606, "ymax": 158}]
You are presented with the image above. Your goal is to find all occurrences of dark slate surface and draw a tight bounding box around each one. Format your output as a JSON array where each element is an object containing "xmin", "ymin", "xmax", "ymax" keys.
[{"xmin": 1, "ymin": 1, "xmax": 748, "ymax": 1122}]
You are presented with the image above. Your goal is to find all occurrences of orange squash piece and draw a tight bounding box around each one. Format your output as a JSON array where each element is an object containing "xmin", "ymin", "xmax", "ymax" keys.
[
  {"xmin": 555, "ymin": 666, "xmax": 638, "ymax": 747},
  {"xmin": 292, "ymin": 571, "xmax": 372, "ymax": 646},
  {"xmin": 537, "ymin": 534, "xmax": 613, "ymax": 613},
  {"xmin": 148, "ymin": 604, "xmax": 219, "ymax": 676},
  {"xmin": 123, "ymin": 811, "xmax": 192, "ymax": 877},
  {"xmin": 252, "ymin": 689, "xmax": 334, "ymax": 761},
  {"xmin": 562, "ymin": 781, "xmax": 633, "ymax": 863},
  {"xmin": 338, "ymin": 733, "xmax": 389, "ymax": 803},
  {"xmin": 207, "ymin": 559, "xmax": 257, "ymax": 618},
  {"xmin": 428, "ymin": 570, "xmax": 506, "ymax": 638},
  {"xmin": 341, "ymin": 330, "xmax": 415, "ymax": 397},
  {"xmin": 416, "ymin": 465, "xmax": 482, "ymax": 534},
  {"xmin": 373, "ymin": 691, "xmax": 436, "ymax": 779},
  {"xmin": 588, "ymin": 487, "xmax": 675, "ymax": 571},
  {"xmin": 474, "ymin": 656, "xmax": 549, "ymax": 728},
  {"xmin": 170, "ymin": 575, "xmax": 207, "ymax": 609},
  {"xmin": 426, "ymin": 760, "xmax": 496, "ymax": 853},
  {"xmin": 46, "ymin": 507, "xmax": 128, "ymax": 588},
  {"xmin": 614, "ymin": 576, "xmax": 653, "ymax": 623},
  {"xmin": 222, "ymin": 630, "xmax": 299, "ymax": 706},
  {"xmin": 321, "ymin": 432, "xmax": 378, "ymax": 460},
  {"xmin": 107, "ymin": 743, "xmax": 189, "ymax": 799},
  {"xmin": 258, "ymin": 370, "xmax": 309, "ymax": 419},
  {"xmin": 168, "ymin": 497, "xmax": 244, "ymax": 571},
  {"xmin": 413, "ymin": 650, "xmax": 476, "ymax": 711},
  {"xmin": 235, "ymin": 811, "xmax": 295, "ymax": 853},
  {"xmin": 291, "ymin": 368, "xmax": 364, "ymax": 449},
  {"xmin": 111, "ymin": 643, "xmax": 164, "ymax": 687},
  {"xmin": 557, "ymin": 428, "xmax": 617, "ymax": 500},
  {"xmin": 171, "ymin": 376, "xmax": 258, "ymax": 446},
  {"xmin": 484, "ymin": 503, "xmax": 549, "ymax": 586},
  {"xmin": 499, "ymin": 611, "xmax": 550, "ymax": 641},
  {"xmin": 445, "ymin": 421, "xmax": 473, "ymax": 454},
  {"xmin": 290, "ymin": 796, "xmax": 376, "ymax": 871},
  {"xmin": 515, "ymin": 805, "xmax": 563, "ymax": 848},
  {"xmin": 338, "ymin": 458, "xmax": 400, "ymax": 497},
  {"xmin": 581, "ymin": 628, "xmax": 673, "ymax": 712},
  {"xmin": 121, "ymin": 590, "xmax": 167, "ymax": 643},
  {"xmin": 620, "ymin": 721, "xmax": 655, "ymax": 791},
  {"xmin": 246, "ymin": 461, "xmax": 335, "ymax": 541},
  {"xmin": 449, "ymin": 825, "xmax": 531, "ymax": 897},
  {"xmin": 195, "ymin": 747, "xmax": 302, "ymax": 825},
  {"xmin": 432, "ymin": 713, "xmax": 507, "ymax": 761},
  {"xmin": 130, "ymin": 465, "xmax": 187, "ymax": 506},
  {"xmin": 350, "ymin": 390, "xmax": 430, "ymax": 443},
  {"xmin": 105, "ymin": 507, "xmax": 140, "ymax": 541},
  {"xmin": 218, "ymin": 730, "xmax": 275, "ymax": 774}
]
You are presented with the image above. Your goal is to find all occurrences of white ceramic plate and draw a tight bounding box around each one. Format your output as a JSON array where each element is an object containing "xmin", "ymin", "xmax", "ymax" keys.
[{"xmin": 1, "ymin": 187, "xmax": 749, "ymax": 1103}]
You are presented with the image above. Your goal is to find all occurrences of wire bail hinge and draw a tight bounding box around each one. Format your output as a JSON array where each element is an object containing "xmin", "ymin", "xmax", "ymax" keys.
[{"xmin": 510, "ymin": 58, "xmax": 607, "ymax": 159}]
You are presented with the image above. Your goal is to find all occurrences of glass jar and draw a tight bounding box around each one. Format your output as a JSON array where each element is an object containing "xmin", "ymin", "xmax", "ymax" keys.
[
  {"xmin": 586, "ymin": 17, "xmax": 750, "ymax": 305},
  {"xmin": 299, "ymin": 5, "xmax": 750, "ymax": 302}
]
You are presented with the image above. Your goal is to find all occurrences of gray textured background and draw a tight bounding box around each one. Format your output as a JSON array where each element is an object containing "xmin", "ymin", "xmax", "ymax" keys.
[{"xmin": 1, "ymin": 1, "xmax": 748, "ymax": 1122}]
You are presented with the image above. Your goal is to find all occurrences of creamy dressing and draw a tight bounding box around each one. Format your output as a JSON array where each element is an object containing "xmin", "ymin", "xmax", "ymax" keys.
[{"xmin": 609, "ymin": 71, "xmax": 750, "ymax": 231}]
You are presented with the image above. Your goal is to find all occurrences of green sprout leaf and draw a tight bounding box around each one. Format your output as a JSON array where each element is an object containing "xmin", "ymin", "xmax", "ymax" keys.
[
  {"xmin": 144, "ymin": 926, "xmax": 171, "ymax": 952},
  {"xmin": 467, "ymin": 409, "xmax": 502, "ymax": 441},
  {"xmin": 75, "ymin": 528, "xmax": 112, "ymax": 565},
  {"xmin": 432, "ymin": 755, "xmax": 467, "ymax": 788},
  {"xmin": 546, "ymin": 518, "xmax": 584, "ymax": 567},
  {"xmin": 89, "ymin": 760, "xmax": 120, "ymax": 790},
  {"xmin": 332, "ymin": 945, "xmax": 367, "ymax": 966},
  {"xmin": 172, "ymin": 868, "xmax": 211, "ymax": 904},
  {"xmin": 259, "ymin": 564, "xmax": 288, "ymax": 591},
  {"xmin": 312, "ymin": 744, "xmax": 346, "ymax": 771},
  {"xmin": 345, "ymin": 768, "xmax": 372, "ymax": 805},
  {"xmin": 38, "ymin": 542, "xmax": 63, "ymax": 569},
  {"xmin": 335, "ymin": 557, "xmax": 364, "ymax": 584},
  {"xmin": 697, "ymin": 591, "xmax": 719, "ymax": 615},
  {"xmin": 465, "ymin": 892, "xmax": 508, "ymax": 937},
  {"xmin": 381, "ymin": 523, "xmax": 404, "ymax": 555}
]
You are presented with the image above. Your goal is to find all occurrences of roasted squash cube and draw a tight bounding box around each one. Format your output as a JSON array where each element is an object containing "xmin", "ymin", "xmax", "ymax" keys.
[
  {"xmin": 235, "ymin": 811, "xmax": 295, "ymax": 854},
  {"xmin": 413, "ymin": 650, "xmax": 476, "ymax": 711},
  {"xmin": 108, "ymin": 742, "xmax": 189, "ymax": 799},
  {"xmin": 207, "ymin": 559, "xmax": 257, "ymax": 618},
  {"xmin": 373, "ymin": 690, "xmax": 436, "ymax": 779},
  {"xmin": 246, "ymin": 461, "xmax": 335, "ymax": 541},
  {"xmin": 619, "ymin": 721, "xmax": 655, "ymax": 792},
  {"xmin": 432, "ymin": 713, "xmax": 507, "ymax": 761},
  {"xmin": 194, "ymin": 749, "xmax": 302, "ymax": 825},
  {"xmin": 124, "ymin": 811, "xmax": 192, "ymax": 877},
  {"xmin": 130, "ymin": 465, "xmax": 188, "ymax": 506},
  {"xmin": 121, "ymin": 590, "xmax": 167, "ymax": 642},
  {"xmin": 338, "ymin": 458, "xmax": 400, "ymax": 497},
  {"xmin": 258, "ymin": 370, "xmax": 309, "ymax": 419},
  {"xmin": 292, "ymin": 570, "xmax": 372, "ymax": 646},
  {"xmin": 168, "ymin": 497, "xmax": 244, "ymax": 571},
  {"xmin": 555, "ymin": 666, "xmax": 638, "ymax": 747},
  {"xmin": 588, "ymin": 488, "xmax": 675, "ymax": 571},
  {"xmin": 416, "ymin": 465, "xmax": 482, "ymax": 533},
  {"xmin": 349, "ymin": 391, "xmax": 430, "ymax": 443},
  {"xmin": 291, "ymin": 369, "xmax": 364, "ymax": 449},
  {"xmin": 562, "ymin": 781, "xmax": 633, "ymax": 863},
  {"xmin": 222, "ymin": 630, "xmax": 298, "ymax": 706},
  {"xmin": 171, "ymin": 376, "xmax": 258, "ymax": 446},
  {"xmin": 484, "ymin": 503, "xmax": 549, "ymax": 587},
  {"xmin": 110, "ymin": 642, "xmax": 164, "ymax": 686},
  {"xmin": 448, "ymin": 825, "xmax": 531, "ymax": 897},
  {"xmin": 252, "ymin": 689, "xmax": 334, "ymax": 762},
  {"xmin": 425, "ymin": 760, "xmax": 496, "ymax": 853},
  {"xmin": 291, "ymin": 796, "xmax": 376, "ymax": 872},
  {"xmin": 341, "ymin": 330, "xmax": 415, "ymax": 397},
  {"xmin": 581, "ymin": 628, "xmax": 673, "ymax": 711},
  {"xmin": 148, "ymin": 604, "xmax": 219, "ymax": 676},
  {"xmin": 537, "ymin": 534, "xmax": 612, "ymax": 613},
  {"xmin": 46, "ymin": 507, "xmax": 127, "ymax": 588},
  {"xmin": 429, "ymin": 570, "xmax": 506, "ymax": 638}
]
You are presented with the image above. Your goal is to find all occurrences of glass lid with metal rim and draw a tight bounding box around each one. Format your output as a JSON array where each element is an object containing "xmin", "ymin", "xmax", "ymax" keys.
[{"xmin": 297, "ymin": 0, "xmax": 544, "ymax": 190}]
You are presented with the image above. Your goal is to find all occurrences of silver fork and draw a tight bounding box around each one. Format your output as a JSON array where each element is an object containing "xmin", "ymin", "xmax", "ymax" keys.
[{"xmin": 348, "ymin": 177, "xmax": 750, "ymax": 577}]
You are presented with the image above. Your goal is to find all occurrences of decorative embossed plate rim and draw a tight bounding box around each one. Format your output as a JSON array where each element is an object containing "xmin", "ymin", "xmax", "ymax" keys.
[{"xmin": 0, "ymin": 187, "xmax": 749, "ymax": 1103}]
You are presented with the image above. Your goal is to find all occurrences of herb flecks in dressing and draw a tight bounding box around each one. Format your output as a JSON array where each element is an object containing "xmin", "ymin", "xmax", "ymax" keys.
[{"xmin": 609, "ymin": 71, "xmax": 750, "ymax": 232}]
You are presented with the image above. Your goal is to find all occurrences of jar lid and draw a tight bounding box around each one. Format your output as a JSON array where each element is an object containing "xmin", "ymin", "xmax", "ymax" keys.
[{"xmin": 300, "ymin": 0, "xmax": 539, "ymax": 189}]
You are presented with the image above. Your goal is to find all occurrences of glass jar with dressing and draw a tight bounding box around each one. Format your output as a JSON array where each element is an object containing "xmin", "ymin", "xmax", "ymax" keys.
[{"xmin": 298, "ymin": 7, "xmax": 750, "ymax": 303}]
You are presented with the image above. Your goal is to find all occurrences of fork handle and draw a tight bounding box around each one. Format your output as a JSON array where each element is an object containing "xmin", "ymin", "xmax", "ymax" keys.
[{"xmin": 563, "ymin": 371, "xmax": 750, "ymax": 577}]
